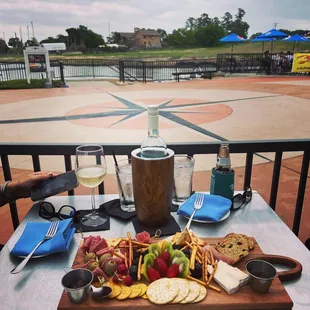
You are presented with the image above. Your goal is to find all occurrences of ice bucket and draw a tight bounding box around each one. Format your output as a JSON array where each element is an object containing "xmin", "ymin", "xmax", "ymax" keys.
[{"xmin": 131, "ymin": 148, "xmax": 174, "ymax": 227}]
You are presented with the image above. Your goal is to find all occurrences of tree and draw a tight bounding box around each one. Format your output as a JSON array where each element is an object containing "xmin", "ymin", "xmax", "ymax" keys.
[
  {"xmin": 195, "ymin": 24, "xmax": 225, "ymax": 47},
  {"xmin": 186, "ymin": 17, "xmax": 197, "ymax": 29},
  {"xmin": 8, "ymin": 37, "xmax": 22, "ymax": 48},
  {"xmin": 249, "ymin": 32, "xmax": 262, "ymax": 40},
  {"xmin": 235, "ymin": 8, "xmax": 246, "ymax": 21},
  {"xmin": 221, "ymin": 12, "xmax": 233, "ymax": 32},
  {"xmin": 156, "ymin": 29, "xmax": 168, "ymax": 42},
  {"xmin": 107, "ymin": 32, "xmax": 121, "ymax": 44},
  {"xmin": 196, "ymin": 13, "xmax": 212, "ymax": 27},
  {"xmin": 84, "ymin": 30, "xmax": 105, "ymax": 48},
  {"xmin": 0, "ymin": 39, "xmax": 9, "ymax": 54},
  {"xmin": 24, "ymin": 37, "xmax": 39, "ymax": 47}
]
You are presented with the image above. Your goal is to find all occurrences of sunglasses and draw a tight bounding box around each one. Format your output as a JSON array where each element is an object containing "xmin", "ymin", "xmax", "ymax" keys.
[
  {"xmin": 231, "ymin": 187, "xmax": 252, "ymax": 211},
  {"xmin": 39, "ymin": 201, "xmax": 79, "ymax": 223}
]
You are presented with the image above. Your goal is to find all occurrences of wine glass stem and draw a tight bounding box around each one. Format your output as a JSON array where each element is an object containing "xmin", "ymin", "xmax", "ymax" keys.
[{"xmin": 91, "ymin": 187, "xmax": 96, "ymax": 215}]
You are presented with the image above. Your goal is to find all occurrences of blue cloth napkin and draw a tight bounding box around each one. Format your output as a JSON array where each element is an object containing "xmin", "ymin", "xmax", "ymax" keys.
[
  {"xmin": 177, "ymin": 193, "xmax": 232, "ymax": 222},
  {"xmin": 11, "ymin": 219, "xmax": 75, "ymax": 257}
]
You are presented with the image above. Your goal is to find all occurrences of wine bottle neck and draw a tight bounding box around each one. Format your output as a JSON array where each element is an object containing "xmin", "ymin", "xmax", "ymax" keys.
[{"xmin": 148, "ymin": 115, "xmax": 159, "ymax": 137}]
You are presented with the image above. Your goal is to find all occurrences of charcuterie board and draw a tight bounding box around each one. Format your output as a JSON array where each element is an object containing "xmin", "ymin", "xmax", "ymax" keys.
[{"xmin": 57, "ymin": 237, "xmax": 295, "ymax": 310}]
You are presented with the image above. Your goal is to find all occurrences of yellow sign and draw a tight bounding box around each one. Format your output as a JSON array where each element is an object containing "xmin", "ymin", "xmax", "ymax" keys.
[{"xmin": 292, "ymin": 53, "xmax": 310, "ymax": 72}]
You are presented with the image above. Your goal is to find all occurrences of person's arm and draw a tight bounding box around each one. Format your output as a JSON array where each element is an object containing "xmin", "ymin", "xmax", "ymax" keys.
[{"xmin": 0, "ymin": 172, "xmax": 56, "ymax": 207}]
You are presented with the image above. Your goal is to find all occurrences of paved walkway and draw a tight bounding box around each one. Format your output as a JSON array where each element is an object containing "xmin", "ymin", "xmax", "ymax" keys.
[{"xmin": 0, "ymin": 76, "xmax": 309, "ymax": 245}]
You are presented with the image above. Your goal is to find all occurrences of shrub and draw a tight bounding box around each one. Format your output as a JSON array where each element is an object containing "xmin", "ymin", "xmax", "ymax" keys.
[{"xmin": 0, "ymin": 79, "xmax": 62, "ymax": 89}]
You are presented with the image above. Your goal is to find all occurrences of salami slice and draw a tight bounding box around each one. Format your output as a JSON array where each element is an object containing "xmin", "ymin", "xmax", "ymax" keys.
[
  {"xmin": 96, "ymin": 247, "xmax": 114, "ymax": 257},
  {"xmin": 136, "ymin": 231, "xmax": 152, "ymax": 244},
  {"xmin": 92, "ymin": 267, "xmax": 107, "ymax": 279},
  {"xmin": 91, "ymin": 238, "xmax": 108, "ymax": 253},
  {"xmin": 73, "ymin": 258, "xmax": 96, "ymax": 269},
  {"xmin": 89, "ymin": 236, "xmax": 102, "ymax": 253},
  {"xmin": 82, "ymin": 236, "xmax": 93, "ymax": 252}
]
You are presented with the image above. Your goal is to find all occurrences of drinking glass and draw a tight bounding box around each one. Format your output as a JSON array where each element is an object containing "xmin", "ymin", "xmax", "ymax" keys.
[
  {"xmin": 172, "ymin": 155, "xmax": 195, "ymax": 205},
  {"xmin": 75, "ymin": 144, "xmax": 107, "ymax": 227}
]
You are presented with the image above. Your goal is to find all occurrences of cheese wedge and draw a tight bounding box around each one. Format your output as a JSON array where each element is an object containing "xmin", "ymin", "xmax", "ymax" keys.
[{"xmin": 207, "ymin": 260, "xmax": 249, "ymax": 294}]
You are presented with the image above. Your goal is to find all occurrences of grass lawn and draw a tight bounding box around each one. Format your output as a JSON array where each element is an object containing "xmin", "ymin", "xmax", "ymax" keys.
[{"xmin": 1, "ymin": 42, "xmax": 310, "ymax": 61}]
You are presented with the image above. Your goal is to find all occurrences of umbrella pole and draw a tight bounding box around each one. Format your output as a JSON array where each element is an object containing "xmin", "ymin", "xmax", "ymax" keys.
[
  {"xmin": 262, "ymin": 42, "xmax": 264, "ymax": 53},
  {"xmin": 293, "ymin": 41, "xmax": 295, "ymax": 52},
  {"xmin": 231, "ymin": 44, "xmax": 233, "ymax": 53},
  {"xmin": 271, "ymin": 40, "xmax": 273, "ymax": 52}
]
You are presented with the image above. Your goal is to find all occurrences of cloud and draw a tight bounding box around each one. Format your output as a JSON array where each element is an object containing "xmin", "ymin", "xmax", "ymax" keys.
[{"xmin": 1, "ymin": 0, "xmax": 309, "ymax": 41}]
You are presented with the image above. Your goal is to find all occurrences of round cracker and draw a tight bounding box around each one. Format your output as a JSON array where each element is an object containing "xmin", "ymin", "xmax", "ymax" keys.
[
  {"xmin": 136, "ymin": 283, "xmax": 148, "ymax": 297},
  {"xmin": 170, "ymin": 278, "xmax": 190, "ymax": 303},
  {"xmin": 117, "ymin": 286, "xmax": 131, "ymax": 300},
  {"xmin": 141, "ymin": 293, "xmax": 148, "ymax": 300},
  {"xmin": 180, "ymin": 281, "xmax": 200, "ymax": 304},
  {"xmin": 147, "ymin": 278, "xmax": 179, "ymax": 305},
  {"xmin": 191, "ymin": 285, "xmax": 207, "ymax": 303},
  {"xmin": 107, "ymin": 284, "xmax": 122, "ymax": 299},
  {"xmin": 129, "ymin": 285, "xmax": 142, "ymax": 299}
]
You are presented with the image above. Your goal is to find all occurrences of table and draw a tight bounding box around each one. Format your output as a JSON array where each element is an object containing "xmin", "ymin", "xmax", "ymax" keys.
[{"xmin": 0, "ymin": 193, "xmax": 309, "ymax": 310}]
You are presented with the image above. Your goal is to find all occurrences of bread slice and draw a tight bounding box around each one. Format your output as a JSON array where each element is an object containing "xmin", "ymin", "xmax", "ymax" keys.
[
  {"xmin": 224, "ymin": 233, "xmax": 255, "ymax": 250},
  {"xmin": 215, "ymin": 233, "xmax": 255, "ymax": 264}
]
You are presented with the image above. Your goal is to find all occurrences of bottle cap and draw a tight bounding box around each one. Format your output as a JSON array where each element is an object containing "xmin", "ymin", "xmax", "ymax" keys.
[{"xmin": 147, "ymin": 105, "xmax": 159, "ymax": 116}]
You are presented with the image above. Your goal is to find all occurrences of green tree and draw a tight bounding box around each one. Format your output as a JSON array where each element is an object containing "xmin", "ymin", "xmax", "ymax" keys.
[
  {"xmin": 156, "ymin": 29, "xmax": 168, "ymax": 42},
  {"xmin": 0, "ymin": 39, "xmax": 9, "ymax": 54},
  {"xmin": 196, "ymin": 13, "xmax": 212, "ymax": 27},
  {"xmin": 24, "ymin": 37, "xmax": 39, "ymax": 47},
  {"xmin": 84, "ymin": 30, "xmax": 105, "ymax": 48},
  {"xmin": 185, "ymin": 17, "xmax": 197, "ymax": 29},
  {"xmin": 107, "ymin": 32, "xmax": 121, "ymax": 44},
  {"xmin": 221, "ymin": 12, "xmax": 233, "ymax": 33},
  {"xmin": 8, "ymin": 37, "xmax": 23, "ymax": 48},
  {"xmin": 249, "ymin": 32, "xmax": 262, "ymax": 40},
  {"xmin": 195, "ymin": 24, "xmax": 225, "ymax": 47}
]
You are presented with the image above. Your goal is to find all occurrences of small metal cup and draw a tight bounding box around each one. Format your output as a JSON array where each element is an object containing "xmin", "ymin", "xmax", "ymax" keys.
[
  {"xmin": 61, "ymin": 268, "xmax": 93, "ymax": 304},
  {"xmin": 246, "ymin": 260, "xmax": 277, "ymax": 294}
]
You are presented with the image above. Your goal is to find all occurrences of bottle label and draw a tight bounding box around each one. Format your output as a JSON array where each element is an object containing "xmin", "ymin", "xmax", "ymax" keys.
[
  {"xmin": 217, "ymin": 157, "xmax": 231, "ymax": 167},
  {"xmin": 148, "ymin": 115, "xmax": 158, "ymax": 131}
]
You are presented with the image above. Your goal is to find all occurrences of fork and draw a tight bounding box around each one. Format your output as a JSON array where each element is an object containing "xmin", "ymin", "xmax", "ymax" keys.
[
  {"xmin": 185, "ymin": 193, "xmax": 204, "ymax": 230},
  {"xmin": 11, "ymin": 221, "xmax": 59, "ymax": 274}
]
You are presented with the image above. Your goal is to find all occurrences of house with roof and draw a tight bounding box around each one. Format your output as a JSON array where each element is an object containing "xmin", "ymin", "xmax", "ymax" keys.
[{"xmin": 118, "ymin": 28, "xmax": 161, "ymax": 49}]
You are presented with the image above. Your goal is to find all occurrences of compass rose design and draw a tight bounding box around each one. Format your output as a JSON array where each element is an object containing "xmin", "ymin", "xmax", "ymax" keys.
[{"xmin": 65, "ymin": 93, "xmax": 232, "ymax": 141}]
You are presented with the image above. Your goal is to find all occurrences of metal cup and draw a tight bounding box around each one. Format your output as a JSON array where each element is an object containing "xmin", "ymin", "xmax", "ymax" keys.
[
  {"xmin": 61, "ymin": 268, "xmax": 93, "ymax": 304},
  {"xmin": 246, "ymin": 260, "xmax": 277, "ymax": 294}
]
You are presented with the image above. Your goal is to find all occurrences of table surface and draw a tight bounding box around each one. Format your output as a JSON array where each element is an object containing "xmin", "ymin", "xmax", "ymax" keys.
[{"xmin": 0, "ymin": 193, "xmax": 309, "ymax": 310}]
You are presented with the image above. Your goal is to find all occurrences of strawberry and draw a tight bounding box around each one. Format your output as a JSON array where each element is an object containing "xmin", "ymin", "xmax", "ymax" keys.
[
  {"xmin": 167, "ymin": 264, "xmax": 179, "ymax": 278},
  {"xmin": 147, "ymin": 266, "xmax": 161, "ymax": 282},
  {"xmin": 112, "ymin": 273, "xmax": 122, "ymax": 284},
  {"xmin": 123, "ymin": 275, "xmax": 133, "ymax": 286},
  {"xmin": 117, "ymin": 264, "xmax": 128, "ymax": 275},
  {"xmin": 159, "ymin": 251, "xmax": 170, "ymax": 264},
  {"xmin": 154, "ymin": 258, "xmax": 168, "ymax": 277}
]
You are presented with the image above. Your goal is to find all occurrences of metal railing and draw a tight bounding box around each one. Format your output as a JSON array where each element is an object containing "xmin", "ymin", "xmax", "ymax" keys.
[
  {"xmin": 216, "ymin": 53, "xmax": 307, "ymax": 75},
  {"xmin": 0, "ymin": 139, "xmax": 309, "ymax": 236}
]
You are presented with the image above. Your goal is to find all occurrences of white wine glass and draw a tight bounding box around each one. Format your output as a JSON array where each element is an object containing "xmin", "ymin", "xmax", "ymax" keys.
[{"xmin": 75, "ymin": 144, "xmax": 107, "ymax": 227}]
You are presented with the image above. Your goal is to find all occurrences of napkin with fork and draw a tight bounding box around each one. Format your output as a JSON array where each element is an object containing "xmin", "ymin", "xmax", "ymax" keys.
[
  {"xmin": 177, "ymin": 193, "xmax": 232, "ymax": 222},
  {"xmin": 11, "ymin": 218, "xmax": 75, "ymax": 257}
]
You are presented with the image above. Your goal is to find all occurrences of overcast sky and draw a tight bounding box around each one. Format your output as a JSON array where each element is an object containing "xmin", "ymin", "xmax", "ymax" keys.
[{"xmin": 1, "ymin": 0, "xmax": 310, "ymax": 41}]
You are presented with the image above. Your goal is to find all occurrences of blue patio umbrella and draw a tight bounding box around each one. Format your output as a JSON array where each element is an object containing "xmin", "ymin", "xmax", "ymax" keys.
[
  {"xmin": 282, "ymin": 34, "xmax": 309, "ymax": 52},
  {"xmin": 258, "ymin": 29, "xmax": 289, "ymax": 52},
  {"xmin": 219, "ymin": 33, "xmax": 246, "ymax": 53},
  {"xmin": 252, "ymin": 37, "xmax": 275, "ymax": 52}
]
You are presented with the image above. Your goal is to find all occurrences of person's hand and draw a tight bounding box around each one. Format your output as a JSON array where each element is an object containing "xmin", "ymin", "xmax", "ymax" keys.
[{"xmin": 6, "ymin": 172, "xmax": 57, "ymax": 200}]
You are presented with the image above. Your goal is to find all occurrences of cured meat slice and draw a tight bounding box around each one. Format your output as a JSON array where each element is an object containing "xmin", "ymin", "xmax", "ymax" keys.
[
  {"xmin": 91, "ymin": 238, "xmax": 108, "ymax": 253},
  {"xmin": 73, "ymin": 258, "xmax": 96, "ymax": 269},
  {"xmin": 136, "ymin": 231, "xmax": 152, "ymax": 244},
  {"xmin": 89, "ymin": 236, "xmax": 102, "ymax": 253},
  {"xmin": 82, "ymin": 236, "xmax": 93, "ymax": 252},
  {"xmin": 96, "ymin": 247, "xmax": 114, "ymax": 257},
  {"xmin": 92, "ymin": 267, "xmax": 107, "ymax": 279}
]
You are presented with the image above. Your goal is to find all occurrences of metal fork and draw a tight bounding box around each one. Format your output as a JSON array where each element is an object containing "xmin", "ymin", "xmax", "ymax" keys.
[
  {"xmin": 11, "ymin": 221, "xmax": 59, "ymax": 274},
  {"xmin": 185, "ymin": 193, "xmax": 204, "ymax": 230}
]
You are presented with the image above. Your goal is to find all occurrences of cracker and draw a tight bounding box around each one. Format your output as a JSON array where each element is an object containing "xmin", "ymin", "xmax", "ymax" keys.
[
  {"xmin": 116, "ymin": 286, "xmax": 131, "ymax": 300},
  {"xmin": 170, "ymin": 278, "xmax": 190, "ymax": 304},
  {"xmin": 147, "ymin": 278, "xmax": 179, "ymax": 304},
  {"xmin": 129, "ymin": 285, "xmax": 141, "ymax": 299},
  {"xmin": 107, "ymin": 284, "xmax": 122, "ymax": 299},
  {"xmin": 141, "ymin": 294, "xmax": 148, "ymax": 300},
  {"xmin": 136, "ymin": 283, "xmax": 148, "ymax": 297},
  {"xmin": 180, "ymin": 281, "xmax": 200, "ymax": 304},
  {"xmin": 191, "ymin": 285, "xmax": 207, "ymax": 303}
]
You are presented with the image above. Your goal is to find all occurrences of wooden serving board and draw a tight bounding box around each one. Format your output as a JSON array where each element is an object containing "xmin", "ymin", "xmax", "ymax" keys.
[{"xmin": 57, "ymin": 238, "xmax": 293, "ymax": 310}]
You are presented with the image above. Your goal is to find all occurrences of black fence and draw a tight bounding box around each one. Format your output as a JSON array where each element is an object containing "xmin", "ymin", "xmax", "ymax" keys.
[
  {"xmin": 0, "ymin": 53, "xmax": 308, "ymax": 83},
  {"xmin": 0, "ymin": 139, "xmax": 309, "ymax": 238},
  {"xmin": 216, "ymin": 53, "xmax": 305, "ymax": 75}
]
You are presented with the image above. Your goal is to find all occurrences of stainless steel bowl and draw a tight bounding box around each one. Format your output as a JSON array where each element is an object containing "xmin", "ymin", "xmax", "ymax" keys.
[
  {"xmin": 61, "ymin": 268, "xmax": 93, "ymax": 304},
  {"xmin": 246, "ymin": 259, "xmax": 277, "ymax": 294}
]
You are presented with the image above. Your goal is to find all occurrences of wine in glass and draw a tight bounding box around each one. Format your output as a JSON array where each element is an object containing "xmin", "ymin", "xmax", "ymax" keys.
[{"xmin": 75, "ymin": 144, "xmax": 107, "ymax": 227}]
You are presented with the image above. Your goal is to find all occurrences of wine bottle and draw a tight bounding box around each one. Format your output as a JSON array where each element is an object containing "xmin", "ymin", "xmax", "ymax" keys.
[{"xmin": 141, "ymin": 105, "xmax": 167, "ymax": 158}]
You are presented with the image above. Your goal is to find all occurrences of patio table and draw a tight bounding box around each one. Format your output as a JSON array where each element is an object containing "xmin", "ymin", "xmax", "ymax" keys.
[{"xmin": 0, "ymin": 193, "xmax": 309, "ymax": 310}]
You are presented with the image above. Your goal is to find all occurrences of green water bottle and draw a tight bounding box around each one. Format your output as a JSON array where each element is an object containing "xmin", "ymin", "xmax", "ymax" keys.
[{"xmin": 210, "ymin": 143, "xmax": 235, "ymax": 199}]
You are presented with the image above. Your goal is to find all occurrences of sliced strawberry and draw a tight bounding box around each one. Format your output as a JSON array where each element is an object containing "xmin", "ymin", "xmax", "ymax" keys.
[
  {"xmin": 159, "ymin": 251, "xmax": 170, "ymax": 264},
  {"xmin": 147, "ymin": 266, "xmax": 161, "ymax": 282},
  {"xmin": 154, "ymin": 258, "xmax": 168, "ymax": 277},
  {"xmin": 167, "ymin": 264, "xmax": 179, "ymax": 278}
]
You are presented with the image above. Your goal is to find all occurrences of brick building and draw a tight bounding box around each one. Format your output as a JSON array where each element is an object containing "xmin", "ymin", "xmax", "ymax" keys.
[{"xmin": 119, "ymin": 28, "xmax": 161, "ymax": 49}]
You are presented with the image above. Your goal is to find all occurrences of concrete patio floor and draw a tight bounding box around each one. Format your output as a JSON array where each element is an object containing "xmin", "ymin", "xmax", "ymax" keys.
[{"xmin": 0, "ymin": 76, "xmax": 309, "ymax": 245}]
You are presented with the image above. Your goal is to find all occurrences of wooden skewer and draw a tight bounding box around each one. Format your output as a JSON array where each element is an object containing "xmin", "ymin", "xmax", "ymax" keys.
[{"xmin": 114, "ymin": 251, "xmax": 125, "ymax": 260}]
